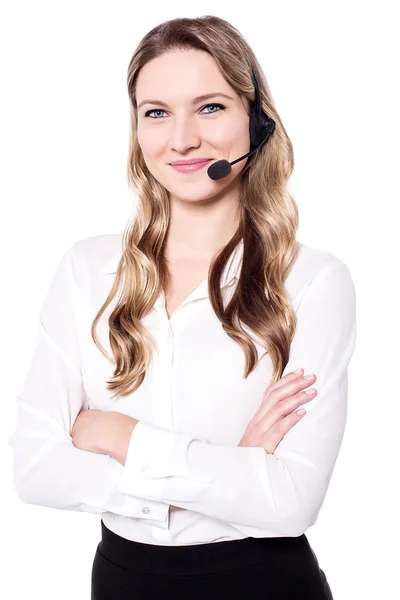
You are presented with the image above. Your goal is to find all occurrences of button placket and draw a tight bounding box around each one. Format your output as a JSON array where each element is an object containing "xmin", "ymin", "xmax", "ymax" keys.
[{"xmin": 168, "ymin": 320, "xmax": 175, "ymax": 428}]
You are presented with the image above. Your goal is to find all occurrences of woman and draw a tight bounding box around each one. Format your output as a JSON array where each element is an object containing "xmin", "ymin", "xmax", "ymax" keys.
[{"xmin": 9, "ymin": 15, "xmax": 356, "ymax": 599}]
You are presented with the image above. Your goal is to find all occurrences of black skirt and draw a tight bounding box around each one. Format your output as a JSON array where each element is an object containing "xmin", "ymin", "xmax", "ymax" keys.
[{"xmin": 91, "ymin": 519, "xmax": 334, "ymax": 599}]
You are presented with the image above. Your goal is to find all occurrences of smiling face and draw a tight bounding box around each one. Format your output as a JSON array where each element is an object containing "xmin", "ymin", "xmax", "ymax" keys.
[{"xmin": 135, "ymin": 49, "xmax": 251, "ymax": 205}]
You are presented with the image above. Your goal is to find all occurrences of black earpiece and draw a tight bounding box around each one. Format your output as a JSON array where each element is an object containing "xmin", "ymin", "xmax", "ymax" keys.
[{"xmin": 207, "ymin": 68, "xmax": 276, "ymax": 181}]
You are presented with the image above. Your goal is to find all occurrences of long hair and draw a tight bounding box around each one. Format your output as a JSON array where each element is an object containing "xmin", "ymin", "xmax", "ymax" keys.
[{"xmin": 91, "ymin": 15, "xmax": 299, "ymax": 400}]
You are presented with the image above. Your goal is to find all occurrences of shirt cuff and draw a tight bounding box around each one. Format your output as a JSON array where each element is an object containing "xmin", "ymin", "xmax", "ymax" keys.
[
  {"xmin": 117, "ymin": 420, "xmax": 213, "ymax": 502},
  {"xmin": 79, "ymin": 451, "xmax": 171, "ymax": 527}
]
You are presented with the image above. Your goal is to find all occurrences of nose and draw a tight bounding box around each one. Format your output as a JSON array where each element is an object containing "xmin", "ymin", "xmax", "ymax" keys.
[{"xmin": 168, "ymin": 116, "xmax": 201, "ymax": 154}]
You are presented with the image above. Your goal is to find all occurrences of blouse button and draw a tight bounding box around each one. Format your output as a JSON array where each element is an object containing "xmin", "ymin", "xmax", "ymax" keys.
[
  {"xmin": 141, "ymin": 506, "xmax": 150, "ymax": 514},
  {"xmin": 141, "ymin": 462, "xmax": 149, "ymax": 471}
]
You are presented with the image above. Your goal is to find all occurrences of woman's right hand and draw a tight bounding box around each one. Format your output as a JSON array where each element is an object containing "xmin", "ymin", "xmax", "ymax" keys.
[{"xmin": 238, "ymin": 368, "xmax": 317, "ymax": 454}]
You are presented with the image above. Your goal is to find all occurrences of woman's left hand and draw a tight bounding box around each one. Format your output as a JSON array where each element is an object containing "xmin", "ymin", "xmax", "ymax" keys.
[{"xmin": 71, "ymin": 408, "xmax": 113, "ymax": 455}]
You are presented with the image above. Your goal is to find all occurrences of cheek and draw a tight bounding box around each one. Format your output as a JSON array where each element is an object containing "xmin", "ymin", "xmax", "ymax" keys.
[
  {"xmin": 234, "ymin": 119, "xmax": 250, "ymax": 145},
  {"xmin": 214, "ymin": 119, "xmax": 250, "ymax": 149},
  {"xmin": 137, "ymin": 128, "xmax": 164, "ymax": 158}
]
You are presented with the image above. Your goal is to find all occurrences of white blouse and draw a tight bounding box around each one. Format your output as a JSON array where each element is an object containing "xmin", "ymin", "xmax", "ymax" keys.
[{"xmin": 8, "ymin": 233, "xmax": 357, "ymax": 546}]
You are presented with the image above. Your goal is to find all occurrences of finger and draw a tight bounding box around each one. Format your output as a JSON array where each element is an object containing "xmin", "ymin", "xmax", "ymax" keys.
[
  {"xmin": 275, "ymin": 368, "xmax": 304, "ymax": 389},
  {"xmin": 256, "ymin": 387, "xmax": 316, "ymax": 427},
  {"xmin": 262, "ymin": 408, "xmax": 307, "ymax": 453},
  {"xmin": 273, "ymin": 374, "xmax": 316, "ymax": 403},
  {"xmin": 263, "ymin": 370, "xmax": 316, "ymax": 404},
  {"xmin": 262, "ymin": 369, "xmax": 303, "ymax": 402}
]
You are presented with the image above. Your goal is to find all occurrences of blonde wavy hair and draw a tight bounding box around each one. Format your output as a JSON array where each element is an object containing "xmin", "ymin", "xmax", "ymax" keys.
[{"xmin": 91, "ymin": 15, "xmax": 299, "ymax": 400}]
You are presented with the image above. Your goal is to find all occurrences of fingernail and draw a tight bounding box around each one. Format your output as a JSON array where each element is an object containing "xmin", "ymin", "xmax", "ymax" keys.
[
  {"xmin": 293, "ymin": 368, "xmax": 303, "ymax": 374},
  {"xmin": 304, "ymin": 374, "xmax": 315, "ymax": 380}
]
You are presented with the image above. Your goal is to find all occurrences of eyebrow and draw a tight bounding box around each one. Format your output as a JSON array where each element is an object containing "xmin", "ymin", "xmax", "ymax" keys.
[{"xmin": 137, "ymin": 93, "xmax": 235, "ymax": 110}]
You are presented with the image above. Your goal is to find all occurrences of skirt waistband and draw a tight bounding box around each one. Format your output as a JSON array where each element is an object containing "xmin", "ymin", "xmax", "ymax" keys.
[{"xmin": 98, "ymin": 519, "xmax": 307, "ymax": 577}]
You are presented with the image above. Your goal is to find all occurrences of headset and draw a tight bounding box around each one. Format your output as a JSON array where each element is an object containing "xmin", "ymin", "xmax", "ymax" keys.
[{"xmin": 207, "ymin": 68, "xmax": 276, "ymax": 180}]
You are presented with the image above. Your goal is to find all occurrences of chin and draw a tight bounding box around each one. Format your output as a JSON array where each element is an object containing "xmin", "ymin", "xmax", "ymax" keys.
[{"xmin": 172, "ymin": 189, "xmax": 221, "ymax": 204}]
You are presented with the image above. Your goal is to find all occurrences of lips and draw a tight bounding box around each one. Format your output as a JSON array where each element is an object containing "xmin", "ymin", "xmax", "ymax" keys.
[
  {"xmin": 169, "ymin": 159, "xmax": 212, "ymax": 165},
  {"xmin": 170, "ymin": 160, "xmax": 213, "ymax": 173}
]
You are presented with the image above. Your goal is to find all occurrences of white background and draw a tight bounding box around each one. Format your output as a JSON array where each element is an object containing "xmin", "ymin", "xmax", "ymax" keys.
[{"xmin": 1, "ymin": 1, "xmax": 399, "ymax": 598}]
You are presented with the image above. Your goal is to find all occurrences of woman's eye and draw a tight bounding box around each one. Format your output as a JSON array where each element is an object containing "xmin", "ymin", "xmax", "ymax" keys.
[
  {"xmin": 201, "ymin": 103, "xmax": 225, "ymax": 114},
  {"xmin": 145, "ymin": 109, "xmax": 166, "ymax": 119},
  {"xmin": 144, "ymin": 103, "xmax": 225, "ymax": 119}
]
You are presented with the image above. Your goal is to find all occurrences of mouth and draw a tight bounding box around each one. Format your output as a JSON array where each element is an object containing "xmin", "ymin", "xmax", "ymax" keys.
[{"xmin": 169, "ymin": 159, "xmax": 213, "ymax": 174}]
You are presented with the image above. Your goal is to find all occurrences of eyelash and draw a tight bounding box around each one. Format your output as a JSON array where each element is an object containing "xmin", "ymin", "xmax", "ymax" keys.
[{"xmin": 144, "ymin": 103, "xmax": 226, "ymax": 119}]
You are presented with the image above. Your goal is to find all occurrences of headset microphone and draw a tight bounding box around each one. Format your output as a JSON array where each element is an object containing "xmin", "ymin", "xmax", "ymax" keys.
[{"xmin": 207, "ymin": 69, "xmax": 276, "ymax": 181}]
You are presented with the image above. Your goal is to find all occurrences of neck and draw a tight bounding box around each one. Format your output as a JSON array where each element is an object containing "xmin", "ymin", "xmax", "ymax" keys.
[{"xmin": 165, "ymin": 195, "xmax": 241, "ymax": 261}]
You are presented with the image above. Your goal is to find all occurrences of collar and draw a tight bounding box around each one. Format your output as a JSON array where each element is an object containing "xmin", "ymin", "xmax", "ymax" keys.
[
  {"xmin": 101, "ymin": 239, "xmax": 243, "ymax": 284},
  {"xmin": 100, "ymin": 239, "xmax": 244, "ymax": 307}
]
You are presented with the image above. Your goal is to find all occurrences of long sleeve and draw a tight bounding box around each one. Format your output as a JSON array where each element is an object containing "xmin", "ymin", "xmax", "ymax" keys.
[
  {"xmin": 117, "ymin": 258, "xmax": 356, "ymax": 537},
  {"xmin": 8, "ymin": 244, "xmax": 170, "ymax": 528}
]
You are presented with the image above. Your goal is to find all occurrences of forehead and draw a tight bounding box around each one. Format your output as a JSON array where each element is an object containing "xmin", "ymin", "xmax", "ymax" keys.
[{"xmin": 135, "ymin": 50, "xmax": 239, "ymax": 105}]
